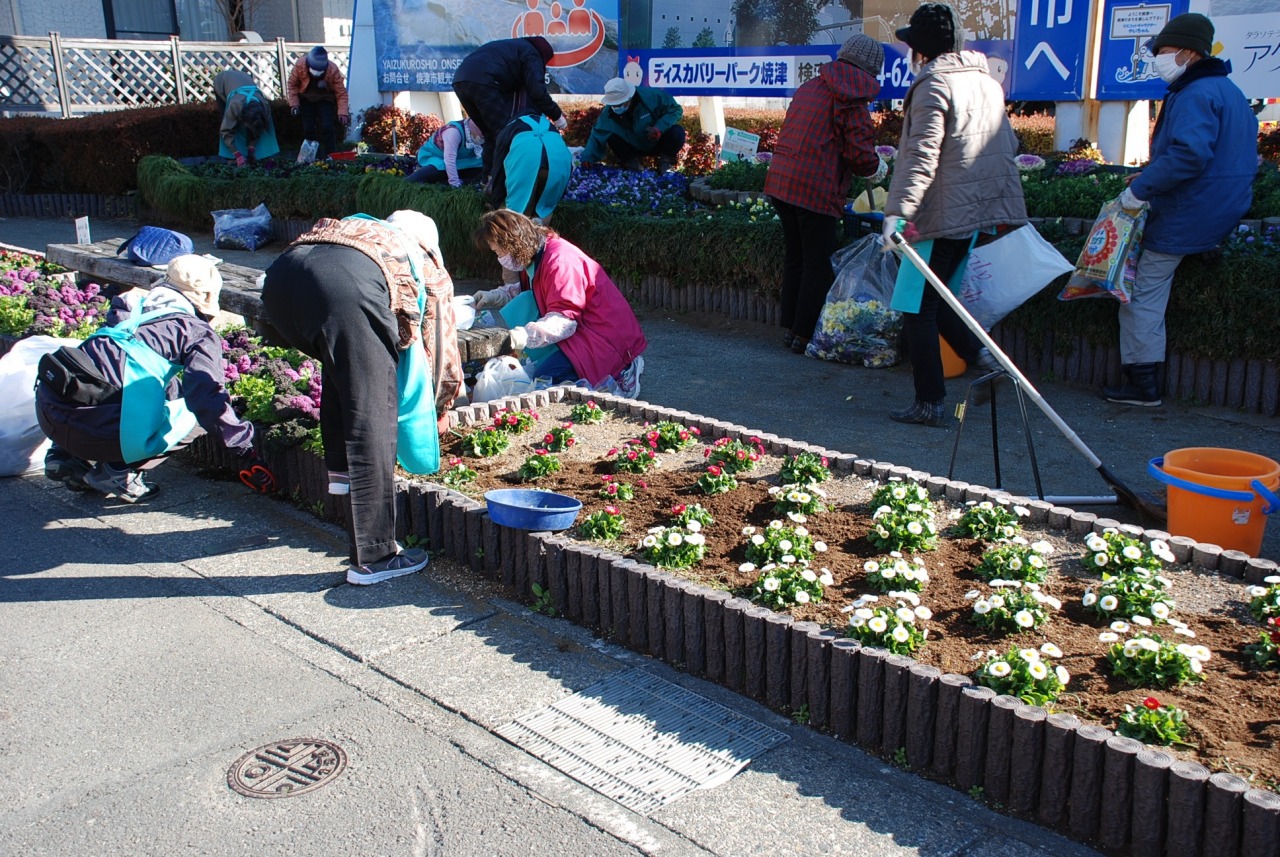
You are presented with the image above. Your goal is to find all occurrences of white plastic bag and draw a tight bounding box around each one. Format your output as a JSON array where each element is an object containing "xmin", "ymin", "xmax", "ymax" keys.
[
  {"xmin": 471, "ymin": 355, "xmax": 533, "ymax": 403},
  {"xmin": 452, "ymin": 296, "xmax": 476, "ymax": 331},
  {"xmin": 961, "ymin": 225, "xmax": 1074, "ymax": 329},
  {"xmin": 0, "ymin": 335, "xmax": 77, "ymax": 477},
  {"xmin": 296, "ymin": 140, "xmax": 320, "ymax": 165}
]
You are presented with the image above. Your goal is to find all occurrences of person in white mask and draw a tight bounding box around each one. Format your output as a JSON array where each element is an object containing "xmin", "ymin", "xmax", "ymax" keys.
[
  {"xmin": 578, "ymin": 77, "xmax": 685, "ymax": 172},
  {"xmin": 286, "ymin": 46, "xmax": 349, "ymax": 159},
  {"xmin": 1102, "ymin": 13, "xmax": 1257, "ymax": 406}
]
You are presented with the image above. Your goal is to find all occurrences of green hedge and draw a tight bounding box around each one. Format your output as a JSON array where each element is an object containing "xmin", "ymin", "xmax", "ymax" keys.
[{"xmin": 136, "ymin": 157, "xmax": 1280, "ymax": 362}]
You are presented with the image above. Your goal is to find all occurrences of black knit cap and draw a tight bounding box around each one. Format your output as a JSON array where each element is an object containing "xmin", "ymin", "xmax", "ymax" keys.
[
  {"xmin": 895, "ymin": 3, "xmax": 960, "ymax": 60},
  {"xmin": 1149, "ymin": 13, "xmax": 1213, "ymax": 56}
]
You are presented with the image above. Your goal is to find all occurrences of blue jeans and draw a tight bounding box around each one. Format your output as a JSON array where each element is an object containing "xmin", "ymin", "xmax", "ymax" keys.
[{"xmin": 530, "ymin": 349, "xmax": 578, "ymax": 384}]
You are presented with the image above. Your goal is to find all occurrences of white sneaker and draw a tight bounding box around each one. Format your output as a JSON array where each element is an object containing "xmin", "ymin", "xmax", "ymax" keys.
[
  {"xmin": 346, "ymin": 548, "xmax": 429, "ymax": 585},
  {"xmin": 84, "ymin": 463, "xmax": 158, "ymax": 503}
]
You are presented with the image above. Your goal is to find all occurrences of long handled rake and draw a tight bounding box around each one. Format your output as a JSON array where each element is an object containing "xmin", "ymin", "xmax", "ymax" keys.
[{"xmin": 888, "ymin": 231, "xmax": 1166, "ymax": 522}]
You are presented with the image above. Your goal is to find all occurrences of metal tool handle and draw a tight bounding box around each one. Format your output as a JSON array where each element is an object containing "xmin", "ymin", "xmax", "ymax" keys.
[{"xmin": 888, "ymin": 231, "xmax": 1104, "ymax": 470}]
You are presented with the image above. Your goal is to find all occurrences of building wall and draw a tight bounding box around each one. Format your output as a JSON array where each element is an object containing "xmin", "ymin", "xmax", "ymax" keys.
[{"xmin": 19, "ymin": 0, "xmax": 107, "ymax": 37}]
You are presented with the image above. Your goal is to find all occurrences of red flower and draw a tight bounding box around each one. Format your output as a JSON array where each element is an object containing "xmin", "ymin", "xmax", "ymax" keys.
[
  {"xmin": 736, "ymin": 450, "xmax": 747, "ymax": 460},
  {"xmin": 707, "ymin": 465, "xmax": 722, "ymax": 476},
  {"xmin": 586, "ymin": 400, "xmax": 596, "ymax": 407},
  {"xmin": 534, "ymin": 447, "xmax": 548, "ymax": 456},
  {"xmin": 821, "ymin": 457, "xmax": 829, "ymax": 467},
  {"xmin": 607, "ymin": 447, "xmax": 618, "ymax": 457},
  {"xmin": 544, "ymin": 433, "xmax": 555, "ymax": 444},
  {"xmin": 567, "ymin": 438, "xmax": 575, "ymax": 446},
  {"xmin": 600, "ymin": 475, "xmax": 613, "ymax": 483},
  {"xmin": 1142, "ymin": 697, "xmax": 1160, "ymax": 711},
  {"xmin": 604, "ymin": 505, "xmax": 620, "ymax": 515},
  {"xmin": 627, "ymin": 450, "xmax": 638, "ymax": 460},
  {"xmin": 636, "ymin": 481, "xmax": 647, "ymax": 489},
  {"xmin": 690, "ymin": 427, "xmax": 701, "ymax": 435},
  {"xmin": 671, "ymin": 504, "xmax": 686, "ymax": 515},
  {"xmin": 449, "ymin": 457, "xmax": 462, "ymax": 466},
  {"xmin": 647, "ymin": 431, "xmax": 658, "ymax": 442},
  {"xmin": 506, "ymin": 415, "xmax": 518, "ymax": 425},
  {"xmin": 679, "ymin": 431, "xmax": 689, "ymax": 440},
  {"xmin": 605, "ymin": 485, "xmax": 618, "ymax": 495},
  {"xmin": 703, "ymin": 448, "xmax": 711, "ymax": 458},
  {"xmin": 563, "ymin": 422, "xmax": 573, "ymax": 429}
]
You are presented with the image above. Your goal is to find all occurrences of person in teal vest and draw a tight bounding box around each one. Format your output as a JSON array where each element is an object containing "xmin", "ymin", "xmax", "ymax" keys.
[
  {"xmin": 579, "ymin": 77, "xmax": 685, "ymax": 172},
  {"xmin": 407, "ymin": 118, "xmax": 485, "ymax": 186},
  {"xmin": 485, "ymin": 112, "xmax": 573, "ymax": 222},
  {"xmin": 214, "ymin": 69, "xmax": 281, "ymax": 166},
  {"xmin": 36, "ymin": 255, "xmax": 274, "ymax": 502}
]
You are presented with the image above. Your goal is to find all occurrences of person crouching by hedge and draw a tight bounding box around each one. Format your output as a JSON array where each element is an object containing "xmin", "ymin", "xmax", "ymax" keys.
[
  {"xmin": 408, "ymin": 117, "xmax": 485, "ymax": 186},
  {"xmin": 36, "ymin": 255, "xmax": 274, "ymax": 503},
  {"xmin": 485, "ymin": 112, "xmax": 573, "ymax": 223},
  {"xmin": 579, "ymin": 77, "xmax": 684, "ymax": 172},
  {"xmin": 287, "ymin": 46, "xmax": 349, "ymax": 159},
  {"xmin": 763, "ymin": 34, "xmax": 886, "ymax": 356},
  {"xmin": 882, "ymin": 2, "xmax": 1025, "ymax": 427},
  {"xmin": 470, "ymin": 210, "xmax": 647, "ymax": 397},
  {"xmin": 262, "ymin": 211, "xmax": 463, "ymax": 586},
  {"xmin": 214, "ymin": 69, "xmax": 280, "ymax": 166}
]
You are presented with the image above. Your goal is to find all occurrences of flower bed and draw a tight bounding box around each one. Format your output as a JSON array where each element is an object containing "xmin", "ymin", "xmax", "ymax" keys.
[
  {"xmin": 0, "ymin": 250, "xmax": 108, "ymax": 338},
  {"xmin": 434, "ymin": 395, "xmax": 1280, "ymax": 790}
]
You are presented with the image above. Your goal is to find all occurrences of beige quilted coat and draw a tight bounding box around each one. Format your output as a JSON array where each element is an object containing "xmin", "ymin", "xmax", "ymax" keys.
[{"xmin": 886, "ymin": 50, "xmax": 1027, "ymax": 241}]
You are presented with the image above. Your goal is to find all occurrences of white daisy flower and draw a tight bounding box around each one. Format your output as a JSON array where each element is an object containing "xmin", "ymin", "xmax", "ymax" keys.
[
  {"xmin": 686, "ymin": 520, "xmax": 702, "ymax": 533},
  {"xmin": 1019, "ymin": 648, "xmax": 1041, "ymax": 663},
  {"xmin": 974, "ymin": 600, "xmax": 993, "ymax": 615},
  {"xmin": 763, "ymin": 577, "xmax": 780, "ymax": 592},
  {"xmin": 1040, "ymin": 643, "xmax": 1063, "ymax": 658},
  {"xmin": 801, "ymin": 568, "xmax": 817, "ymax": 583},
  {"xmin": 1123, "ymin": 545, "xmax": 1143, "ymax": 561},
  {"xmin": 891, "ymin": 625, "xmax": 910, "ymax": 643},
  {"xmin": 739, "ymin": 563, "xmax": 756, "ymax": 573},
  {"xmin": 1151, "ymin": 602, "xmax": 1171, "ymax": 620},
  {"xmin": 868, "ymin": 616, "xmax": 888, "ymax": 633},
  {"xmin": 1099, "ymin": 632, "xmax": 1119, "ymax": 643},
  {"xmin": 915, "ymin": 606, "xmax": 933, "ymax": 620},
  {"xmin": 1138, "ymin": 638, "xmax": 1161, "ymax": 652},
  {"xmin": 819, "ymin": 570, "xmax": 834, "ymax": 586},
  {"xmin": 1173, "ymin": 627, "xmax": 1196, "ymax": 638},
  {"xmin": 742, "ymin": 526, "xmax": 757, "ymax": 535},
  {"xmin": 896, "ymin": 607, "xmax": 916, "ymax": 623},
  {"xmin": 1110, "ymin": 621, "xmax": 1131, "ymax": 633},
  {"xmin": 667, "ymin": 532, "xmax": 683, "ymax": 546},
  {"xmin": 1015, "ymin": 610, "xmax": 1036, "ymax": 628},
  {"xmin": 751, "ymin": 534, "xmax": 765, "ymax": 546},
  {"xmin": 642, "ymin": 535, "xmax": 657, "ymax": 548},
  {"xmin": 855, "ymin": 607, "xmax": 874, "ymax": 620},
  {"xmin": 965, "ymin": 589, "xmax": 981, "ymax": 600},
  {"xmin": 1100, "ymin": 595, "xmax": 1119, "ymax": 612},
  {"xmin": 864, "ymin": 560, "xmax": 880, "ymax": 573},
  {"xmin": 988, "ymin": 661, "xmax": 1012, "ymax": 677},
  {"xmin": 1131, "ymin": 615, "xmax": 1152, "ymax": 627},
  {"xmin": 794, "ymin": 526, "xmax": 809, "ymax": 537},
  {"xmin": 1082, "ymin": 590, "xmax": 1097, "ymax": 607},
  {"xmin": 795, "ymin": 590, "xmax": 811, "ymax": 604},
  {"xmin": 906, "ymin": 521, "xmax": 923, "ymax": 535},
  {"xmin": 815, "ymin": 542, "xmax": 828, "ymax": 552},
  {"xmin": 1028, "ymin": 661, "xmax": 1049, "ymax": 680},
  {"xmin": 1055, "ymin": 666, "xmax": 1070, "ymax": 685}
]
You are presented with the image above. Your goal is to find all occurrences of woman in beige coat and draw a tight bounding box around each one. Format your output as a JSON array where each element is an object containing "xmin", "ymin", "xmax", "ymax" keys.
[{"xmin": 883, "ymin": 3, "xmax": 1026, "ymax": 426}]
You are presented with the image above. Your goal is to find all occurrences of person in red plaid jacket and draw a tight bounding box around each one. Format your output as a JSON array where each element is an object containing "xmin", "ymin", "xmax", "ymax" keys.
[{"xmin": 764, "ymin": 34, "xmax": 886, "ymax": 354}]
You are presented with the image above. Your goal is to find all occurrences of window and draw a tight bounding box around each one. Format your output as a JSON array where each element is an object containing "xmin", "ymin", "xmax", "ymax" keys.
[
  {"xmin": 175, "ymin": 0, "xmax": 230, "ymax": 40},
  {"xmin": 102, "ymin": 0, "xmax": 178, "ymax": 39}
]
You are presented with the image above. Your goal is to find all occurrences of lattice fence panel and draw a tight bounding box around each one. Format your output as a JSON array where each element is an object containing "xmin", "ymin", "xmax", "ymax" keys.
[
  {"xmin": 0, "ymin": 43, "xmax": 60, "ymax": 111},
  {"xmin": 181, "ymin": 49, "xmax": 283, "ymax": 101},
  {"xmin": 60, "ymin": 45, "xmax": 178, "ymax": 108}
]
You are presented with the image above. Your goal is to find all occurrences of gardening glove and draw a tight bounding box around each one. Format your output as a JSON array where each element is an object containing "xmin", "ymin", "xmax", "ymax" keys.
[
  {"xmin": 473, "ymin": 289, "xmax": 509, "ymax": 311},
  {"xmin": 1118, "ymin": 186, "xmax": 1147, "ymax": 211},
  {"xmin": 881, "ymin": 215, "xmax": 906, "ymax": 251},
  {"xmin": 338, "ymin": 113, "xmax": 350, "ymax": 126},
  {"xmin": 506, "ymin": 325, "xmax": 529, "ymax": 355},
  {"xmin": 647, "ymin": 125, "xmax": 662, "ymax": 141},
  {"xmin": 291, "ymin": 106, "xmax": 300, "ymax": 116},
  {"xmin": 553, "ymin": 115, "xmax": 567, "ymax": 131},
  {"xmin": 238, "ymin": 450, "xmax": 277, "ymax": 494},
  {"xmin": 234, "ymin": 151, "xmax": 247, "ymax": 168},
  {"xmin": 868, "ymin": 154, "xmax": 888, "ymax": 184}
]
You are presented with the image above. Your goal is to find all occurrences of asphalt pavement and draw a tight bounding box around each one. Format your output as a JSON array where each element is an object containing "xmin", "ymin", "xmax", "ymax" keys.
[{"xmin": 0, "ymin": 212, "xmax": 1274, "ymax": 854}]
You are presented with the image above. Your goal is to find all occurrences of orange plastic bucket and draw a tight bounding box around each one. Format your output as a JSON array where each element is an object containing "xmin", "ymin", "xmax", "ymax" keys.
[
  {"xmin": 940, "ymin": 336, "xmax": 967, "ymax": 378},
  {"xmin": 1148, "ymin": 447, "xmax": 1280, "ymax": 555}
]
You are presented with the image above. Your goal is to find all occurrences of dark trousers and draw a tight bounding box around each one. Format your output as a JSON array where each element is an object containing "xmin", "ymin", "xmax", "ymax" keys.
[
  {"xmin": 261, "ymin": 244, "xmax": 401, "ymax": 566},
  {"xmin": 901, "ymin": 236, "xmax": 982, "ymax": 404},
  {"xmin": 607, "ymin": 124, "xmax": 687, "ymax": 163},
  {"xmin": 300, "ymin": 98, "xmax": 339, "ymax": 158},
  {"xmin": 405, "ymin": 164, "xmax": 483, "ymax": 184},
  {"xmin": 452, "ymin": 80, "xmax": 518, "ymax": 177},
  {"xmin": 771, "ymin": 197, "xmax": 839, "ymax": 342}
]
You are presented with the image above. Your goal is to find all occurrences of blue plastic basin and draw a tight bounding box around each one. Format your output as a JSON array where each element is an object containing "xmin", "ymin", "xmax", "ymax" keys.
[{"xmin": 485, "ymin": 489, "xmax": 582, "ymax": 531}]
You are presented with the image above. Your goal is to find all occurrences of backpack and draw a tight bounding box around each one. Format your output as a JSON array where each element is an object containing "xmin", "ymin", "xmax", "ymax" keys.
[{"xmin": 118, "ymin": 226, "xmax": 194, "ymax": 267}]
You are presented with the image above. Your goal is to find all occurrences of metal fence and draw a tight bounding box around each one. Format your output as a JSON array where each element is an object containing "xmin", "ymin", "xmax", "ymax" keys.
[{"xmin": 0, "ymin": 33, "xmax": 350, "ymax": 117}]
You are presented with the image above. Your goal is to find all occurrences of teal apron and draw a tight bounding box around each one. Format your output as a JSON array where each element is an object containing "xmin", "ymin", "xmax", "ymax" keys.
[
  {"xmin": 417, "ymin": 121, "xmax": 483, "ymax": 171},
  {"xmin": 889, "ymin": 233, "xmax": 979, "ymax": 314},
  {"xmin": 89, "ymin": 308, "xmax": 200, "ymax": 465},
  {"xmin": 345, "ymin": 214, "xmax": 440, "ymax": 475},
  {"xmin": 504, "ymin": 115, "xmax": 572, "ymax": 220},
  {"xmin": 218, "ymin": 85, "xmax": 281, "ymax": 160}
]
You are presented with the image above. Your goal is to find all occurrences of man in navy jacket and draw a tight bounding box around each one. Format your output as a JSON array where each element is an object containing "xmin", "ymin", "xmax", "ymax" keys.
[{"xmin": 1103, "ymin": 13, "xmax": 1257, "ymax": 406}]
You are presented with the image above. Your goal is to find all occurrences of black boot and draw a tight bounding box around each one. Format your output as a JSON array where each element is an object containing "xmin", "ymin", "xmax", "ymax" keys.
[{"xmin": 1103, "ymin": 362, "xmax": 1162, "ymax": 406}]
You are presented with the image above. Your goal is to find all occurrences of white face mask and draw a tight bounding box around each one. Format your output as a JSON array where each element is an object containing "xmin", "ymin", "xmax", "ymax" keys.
[
  {"xmin": 908, "ymin": 52, "xmax": 923, "ymax": 76},
  {"xmin": 1153, "ymin": 51, "xmax": 1187, "ymax": 82},
  {"xmin": 309, "ymin": 67, "xmax": 325, "ymax": 78},
  {"xmin": 496, "ymin": 253, "xmax": 524, "ymax": 272},
  {"xmin": 610, "ymin": 103, "xmax": 629, "ymax": 115}
]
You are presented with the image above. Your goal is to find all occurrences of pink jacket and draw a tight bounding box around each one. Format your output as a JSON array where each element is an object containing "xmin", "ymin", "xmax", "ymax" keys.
[{"xmin": 530, "ymin": 237, "xmax": 646, "ymax": 386}]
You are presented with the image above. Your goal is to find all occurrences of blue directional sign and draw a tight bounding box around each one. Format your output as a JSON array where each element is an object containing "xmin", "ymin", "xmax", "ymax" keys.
[
  {"xmin": 1096, "ymin": 0, "xmax": 1188, "ymax": 100},
  {"xmin": 1010, "ymin": 0, "xmax": 1092, "ymax": 100}
]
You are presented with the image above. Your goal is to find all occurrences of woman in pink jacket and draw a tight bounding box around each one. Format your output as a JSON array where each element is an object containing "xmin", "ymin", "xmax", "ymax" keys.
[{"xmin": 471, "ymin": 210, "xmax": 647, "ymax": 397}]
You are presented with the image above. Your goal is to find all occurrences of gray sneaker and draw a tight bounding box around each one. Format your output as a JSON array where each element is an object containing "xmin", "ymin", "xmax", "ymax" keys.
[
  {"xmin": 45, "ymin": 448, "xmax": 92, "ymax": 492},
  {"xmin": 346, "ymin": 548, "xmax": 429, "ymax": 585},
  {"xmin": 84, "ymin": 463, "xmax": 158, "ymax": 503}
]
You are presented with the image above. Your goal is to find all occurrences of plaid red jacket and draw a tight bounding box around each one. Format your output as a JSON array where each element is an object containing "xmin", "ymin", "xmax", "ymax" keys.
[{"xmin": 763, "ymin": 60, "xmax": 880, "ymax": 217}]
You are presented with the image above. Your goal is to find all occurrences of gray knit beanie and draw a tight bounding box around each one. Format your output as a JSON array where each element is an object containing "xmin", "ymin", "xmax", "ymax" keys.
[{"xmin": 837, "ymin": 35, "xmax": 885, "ymax": 76}]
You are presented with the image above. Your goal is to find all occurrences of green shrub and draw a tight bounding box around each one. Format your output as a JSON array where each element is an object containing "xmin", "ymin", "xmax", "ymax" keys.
[{"xmin": 708, "ymin": 159, "xmax": 768, "ymax": 191}]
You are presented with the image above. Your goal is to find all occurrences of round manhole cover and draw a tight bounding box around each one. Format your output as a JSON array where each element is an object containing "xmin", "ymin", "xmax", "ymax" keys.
[{"xmin": 228, "ymin": 738, "xmax": 347, "ymax": 799}]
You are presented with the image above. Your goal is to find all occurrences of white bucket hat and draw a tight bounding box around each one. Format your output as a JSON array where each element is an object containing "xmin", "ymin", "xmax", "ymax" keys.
[{"xmin": 601, "ymin": 77, "xmax": 636, "ymax": 107}]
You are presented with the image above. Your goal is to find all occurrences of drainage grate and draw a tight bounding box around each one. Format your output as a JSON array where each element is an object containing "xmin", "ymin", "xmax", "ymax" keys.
[
  {"xmin": 495, "ymin": 669, "xmax": 787, "ymax": 813},
  {"xmin": 227, "ymin": 738, "xmax": 348, "ymax": 799}
]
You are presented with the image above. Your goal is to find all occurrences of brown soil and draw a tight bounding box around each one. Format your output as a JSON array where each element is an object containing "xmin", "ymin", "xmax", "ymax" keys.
[{"xmin": 440, "ymin": 402, "xmax": 1280, "ymax": 789}]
